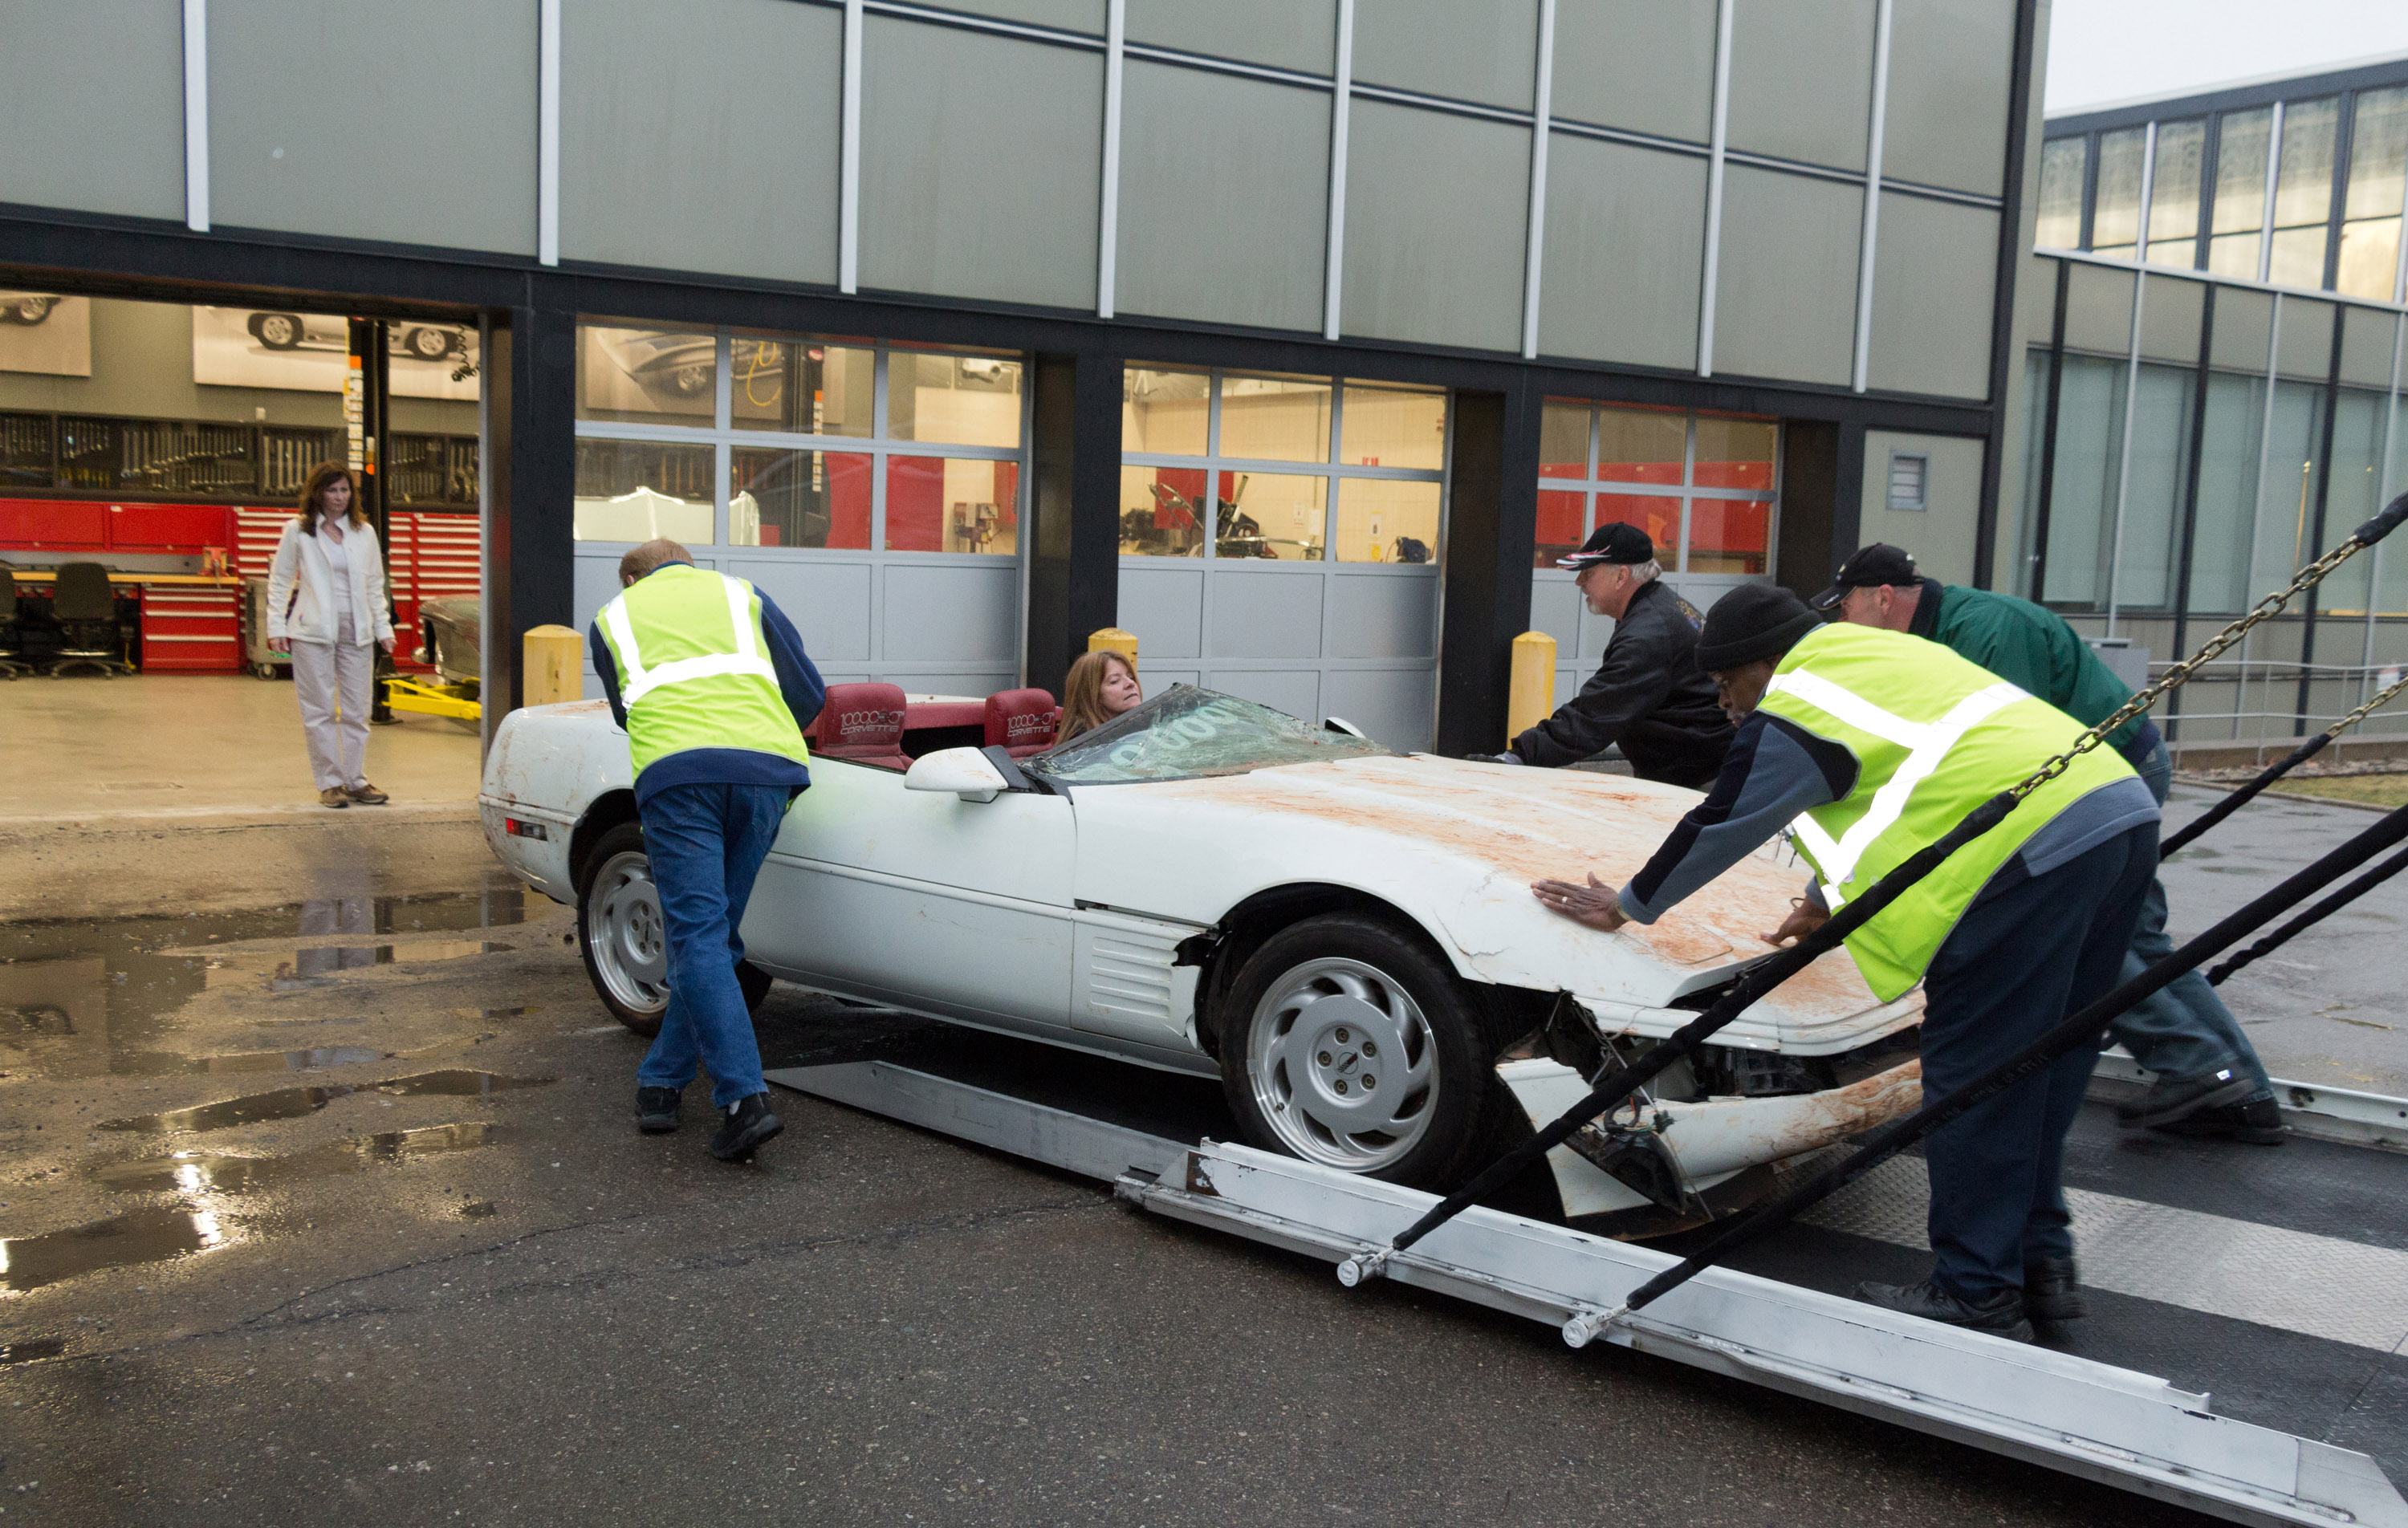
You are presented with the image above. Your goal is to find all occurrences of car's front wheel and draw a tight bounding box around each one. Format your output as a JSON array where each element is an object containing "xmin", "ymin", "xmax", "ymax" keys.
[
  {"xmin": 577, "ymin": 822, "xmax": 773, "ymax": 1039},
  {"xmin": 253, "ymin": 312, "xmax": 303, "ymax": 350},
  {"xmin": 1218, "ymin": 914, "xmax": 1497, "ymax": 1190}
]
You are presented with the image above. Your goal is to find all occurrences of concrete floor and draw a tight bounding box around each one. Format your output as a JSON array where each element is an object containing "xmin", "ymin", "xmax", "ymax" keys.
[
  {"xmin": 0, "ymin": 786, "xmax": 2400, "ymax": 1526},
  {"xmin": 0, "ymin": 673, "xmax": 481, "ymax": 823}
]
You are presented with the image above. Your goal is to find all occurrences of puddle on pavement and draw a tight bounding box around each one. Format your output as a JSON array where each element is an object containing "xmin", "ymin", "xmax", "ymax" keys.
[
  {"xmin": 91, "ymin": 1122, "xmax": 503, "ymax": 1194},
  {"xmin": 0, "ymin": 1205, "xmax": 232, "ymax": 1293},
  {"xmin": 96, "ymin": 1071, "xmax": 554, "ymax": 1133},
  {"xmin": 262, "ymin": 941, "xmax": 515, "ymax": 990},
  {"xmin": 100, "ymin": 1045, "xmax": 389, "ymax": 1078},
  {"xmin": 1, "ymin": 1337, "xmax": 68, "ymax": 1363}
]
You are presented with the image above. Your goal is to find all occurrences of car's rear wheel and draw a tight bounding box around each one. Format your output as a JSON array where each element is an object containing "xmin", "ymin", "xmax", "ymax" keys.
[
  {"xmin": 254, "ymin": 312, "xmax": 302, "ymax": 349},
  {"xmin": 577, "ymin": 822, "xmax": 774, "ymax": 1039},
  {"xmin": 1218, "ymin": 914, "xmax": 1495, "ymax": 1190}
]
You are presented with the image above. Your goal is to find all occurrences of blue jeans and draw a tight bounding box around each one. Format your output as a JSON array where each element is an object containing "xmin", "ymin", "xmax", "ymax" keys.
[
  {"xmin": 2108, "ymin": 742, "xmax": 2275, "ymax": 1099},
  {"xmin": 635, "ymin": 782, "xmax": 788, "ymax": 1108},
  {"xmin": 1921, "ymin": 823, "xmax": 2158, "ymax": 1300}
]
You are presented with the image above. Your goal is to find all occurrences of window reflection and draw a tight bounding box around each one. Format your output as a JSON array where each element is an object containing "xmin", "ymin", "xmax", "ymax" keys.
[
  {"xmin": 1123, "ymin": 368, "xmax": 1210, "ymax": 455},
  {"xmin": 730, "ymin": 448, "xmax": 870, "ymax": 549},
  {"xmin": 1218, "ymin": 374, "xmax": 1332, "ymax": 463},
  {"xmin": 2146, "ymin": 120, "xmax": 2205, "ymax": 269},
  {"xmin": 1693, "ymin": 417, "xmax": 1777, "ymax": 490},
  {"xmin": 887, "ymin": 352, "xmax": 1023, "ymax": 448},
  {"xmin": 1340, "ymin": 383, "xmax": 1445, "ymax": 472},
  {"xmin": 1686, "ymin": 498, "xmax": 1771, "ymax": 575},
  {"xmin": 2092, "ymin": 127, "xmax": 2147, "ymax": 258},
  {"xmin": 1595, "ymin": 408, "xmax": 1686, "ymax": 484},
  {"xmin": 730, "ymin": 339, "xmax": 872, "ymax": 437},
  {"xmin": 884, "ymin": 456, "xmax": 1019, "ymax": 555},
  {"xmin": 1539, "ymin": 401, "xmax": 1591, "ymax": 479},
  {"xmin": 1334, "ymin": 479, "xmax": 1437, "ymax": 564},
  {"xmin": 2339, "ymin": 87, "xmax": 2408, "ymax": 300},
  {"xmin": 576, "ymin": 326, "xmax": 716, "ymax": 427},
  {"xmin": 2270, "ymin": 97, "xmax": 2339, "ymax": 288},
  {"xmin": 2037, "ymin": 138, "xmax": 2087, "ymax": 250},
  {"xmin": 2209, "ymin": 107, "xmax": 2272, "ymax": 278},
  {"xmin": 1536, "ymin": 488, "xmax": 1586, "ymax": 568},
  {"xmin": 1119, "ymin": 465, "xmax": 1208, "ymax": 557},
  {"xmin": 1594, "ymin": 493, "xmax": 1682, "ymax": 560},
  {"xmin": 572, "ymin": 439, "xmax": 715, "ymax": 543},
  {"xmin": 1218, "ymin": 471, "xmax": 1326, "ymax": 559}
]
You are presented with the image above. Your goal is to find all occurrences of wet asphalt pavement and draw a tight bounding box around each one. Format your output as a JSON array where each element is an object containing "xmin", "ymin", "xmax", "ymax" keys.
[{"xmin": 0, "ymin": 804, "xmax": 2369, "ymax": 1527}]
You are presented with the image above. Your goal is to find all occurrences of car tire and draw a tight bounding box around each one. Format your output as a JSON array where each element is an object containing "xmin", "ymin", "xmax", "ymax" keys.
[
  {"xmin": 1218, "ymin": 913, "xmax": 1498, "ymax": 1191},
  {"xmin": 253, "ymin": 312, "xmax": 303, "ymax": 350},
  {"xmin": 404, "ymin": 325, "xmax": 450, "ymax": 360},
  {"xmin": 577, "ymin": 822, "xmax": 777, "ymax": 1039}
]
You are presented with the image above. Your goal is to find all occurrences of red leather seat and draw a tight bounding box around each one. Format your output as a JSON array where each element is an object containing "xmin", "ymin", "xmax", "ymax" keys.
[
  {"xmin": 984, "ymin": 688, "xmax": 1061, "ymax": 758},
  {"xmin": 810, "ymin": 682, "xmax": 912, "ymax": 770}
]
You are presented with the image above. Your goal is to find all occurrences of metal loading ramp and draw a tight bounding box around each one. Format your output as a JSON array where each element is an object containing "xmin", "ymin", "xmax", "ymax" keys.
[{"xmin": 767, "ymin": 1050, "xmax": 2408, "ymax": 1528}]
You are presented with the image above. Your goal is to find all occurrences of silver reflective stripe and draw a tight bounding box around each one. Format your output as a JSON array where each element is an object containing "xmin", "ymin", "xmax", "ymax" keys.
[
  {"xmin": 1769, "ymin": 672, "xmax": 2028, "ymax": 902},
  {"xmin": 607, "ymin": 575, "xmax": 781, "ymax": 710}
]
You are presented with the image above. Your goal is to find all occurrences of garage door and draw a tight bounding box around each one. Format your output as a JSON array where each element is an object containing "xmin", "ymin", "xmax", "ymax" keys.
[{"xmin": 1115, "ymin": 368, "xmax": 1446, "ymax": 752}]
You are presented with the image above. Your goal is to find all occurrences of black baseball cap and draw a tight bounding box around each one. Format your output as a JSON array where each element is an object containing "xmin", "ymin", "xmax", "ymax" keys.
[
  {"xmin": 1556, "ymin": 522, "xmax": 1653, "ymax": 571},
  {"xmin": 1809, "ymin": 543, "xmax": 1918, "ymax": 611}
]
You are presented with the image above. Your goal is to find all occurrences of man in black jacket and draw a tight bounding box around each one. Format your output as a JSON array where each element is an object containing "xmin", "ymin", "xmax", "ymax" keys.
[{"xmin": 1484, "ymin": 522, "xmax": 1735, "ymax": 786}]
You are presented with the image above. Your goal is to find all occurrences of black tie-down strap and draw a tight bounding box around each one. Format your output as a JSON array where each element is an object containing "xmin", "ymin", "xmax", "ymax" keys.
[
  {"xmin": 1600, "ymin": 798, "xmax": 2408, "ymax": 1326},
  {"xmin": 2207, "ymin": 839, "xmax": 2408, "ymax": 986}
]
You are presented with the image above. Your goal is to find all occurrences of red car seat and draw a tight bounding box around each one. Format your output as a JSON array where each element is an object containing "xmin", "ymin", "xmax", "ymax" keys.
[
  {"xmin": 983, "ymin": 688, "xmax": 1061, "ymax": 758},
  {"xmin": 811, "ymin": 682, "xmax": 912, "ymax": 770}
]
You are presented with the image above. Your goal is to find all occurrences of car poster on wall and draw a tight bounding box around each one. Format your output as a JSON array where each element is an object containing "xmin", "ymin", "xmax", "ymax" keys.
[
  {"xmin": 191, "ymin": 306, "xmax": 479, "ymax": 400},
  {"xmin": 0, "ymin": 293, "xmax": 92, "ymax": 376}
]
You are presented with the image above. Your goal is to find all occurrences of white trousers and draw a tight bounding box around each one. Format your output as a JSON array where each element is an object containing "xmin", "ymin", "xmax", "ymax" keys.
[{"xmin": 291, "ymin": 615, "xmax": 373, "ymax": 790}]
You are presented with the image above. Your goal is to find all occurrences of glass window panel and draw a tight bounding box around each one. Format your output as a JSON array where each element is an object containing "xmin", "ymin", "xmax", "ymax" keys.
[
  {"xmin": 2036, "ymin": 137, "xmax": 2086, "ymax": 249},
  {"xmin": 1332, "ymin": 478, "xmax": 1438, "ymax": 564},
  {"xmin": 1217, "ymin": 470, "xmax": 1327, "ymax": 560},
  {"xmin": 2249, "ymin": 380, "xmax": 2328, "ymax": 596},
  {"xmin": 1339, "ymin": 382, "xmax": 1445, "ymax": 472},
  {"xmin": 2189, "ymin": 372, "xmax": 2268, "ymax": 614},
  {"xmin": 888, "ymin": 352, "xmax": 1023, "ymax": 448},
  {"xmin": 1536, "ymin": 488, "xmax": 1588, "ymax": 568},
  {"xmin": 2270, "ymin": 97, "xmax": 2338, "ymax": 286},
  {"xmin": 1218, "ymin": 374, "xmax": 1332, "ymax": 464},
  {"xmin": 2207, "ymin": 232, "xmax": 2263, "ymax": 278},
  {"xmin": 2091, "ymin": 243, "xmax": 2138, "ymax": 262},
  {"xmin": 1692, "ymin": 416, "xmax": 1777, "ymax": 490},
  {"xmin": 1118, "ymin": 465, "xmax": 1208, "ymax": 556},
  {"xmin": 730, "ymin": 338, "xmax": 873, "ymax": 437},
  {"xmin": 2316, "ymin": 390, "xmax": 2387, "ymax": 614},
  {"xmin": 576, "ymin": 324, "xmax": 716, "ymax": 428},
  {"xmin": 2337, "ymin": 218, "xmax": 2402, "ymax": 300},
  {"xmin": 2146, "ymin": 120, "xmax": 2205, "ymax": 266},
  {"xmin": 1686, "ymin": 498, "xmax": 1771, "ymax": 575},
  {"xmin": 2377, "ymin": 395, "xmax": 2408, "ymax": 613},
  {"xmin": 2093, "ymin": 127, "xmax": 2146, "ymax": 251},
  {"xmin": 2040, "ymin": 356, "xmax": 2128, "ymax": 607},
  {"xmin": 1592, "ymin": 492, "xmax": 1682, "ymax": 562},
  {"xmin": 2339, "ymin": 87, "xmax": 2408, "ymax": 300},
  {"xmin": 2208, "ymin": 107, "xmax": 2272, "ymax": 277},
  {"xmin": 572, "ymin": 438, "xmax": 716, "ymax": 543},
  {"xmin": 2269, "ymin": 225, "xmax": 2331, "ymax": 289},
  {"xmin": 1122, "ymin": 366, "xmax": 1210, "ymax": 456},
  {"xmin": 1540, "ymin": 400, "xmax": 1591, "ymax": 479},
  {"xmin": 884, "ymin": 456, "xmax": 1020, "ymax": 555},
  {"xmin": 728, "ymin": 447, "xmax": 870, "ymax": 550},
  {"xmin": 1594, "ymin": 407, "xmax": 1686, "ymax": 484},
  {"xmin": 2113, "ymin": 365, "xmax": 2194, "ymax": 610}
]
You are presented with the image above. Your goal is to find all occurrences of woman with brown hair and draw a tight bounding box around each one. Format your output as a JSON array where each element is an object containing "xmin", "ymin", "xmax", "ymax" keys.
[
  {"xmin": 266, "ymin": 463, "xmax": 397, "ymax": 808},
  {"xmin": 1057, "ymin": 648, "xmax": 1143, "ymax": 742}
]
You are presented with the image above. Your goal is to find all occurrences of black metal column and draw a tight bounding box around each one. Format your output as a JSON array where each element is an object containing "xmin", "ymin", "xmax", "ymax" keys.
[
  {"xmin": 1434, "ymin": 379, "xmax": 1538, "ymax": 755},
  {"xmin": 348, "ymin": 317, "xmax": 396, "ymax": 721},
  {"xmin": 2293, "ymin": 311, "xmax": 2349, "ymax": 732},
  {"xmin": 2028, "ymin": 261, "xmax": 2072, "ymax": 601},
  {"xmin": 1974, "ymin": 0, "xmax": 2044, "ymax": 592},
  {"xmin": 1025, "ymin": 350, "xmax": 1121, "ymax": 700},
  {"xmin": 486, "ymin": 304, "xmax": 577, "ymax": 731},
  {"xmin": 2166, "ymin": 286, "xmax": 2215, "ymax": 742}
]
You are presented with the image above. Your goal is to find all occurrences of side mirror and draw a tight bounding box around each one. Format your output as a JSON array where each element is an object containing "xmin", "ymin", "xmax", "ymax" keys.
[{"xmin": 903, "ymin": 746, "xmax": 1007, "ymax": 804}]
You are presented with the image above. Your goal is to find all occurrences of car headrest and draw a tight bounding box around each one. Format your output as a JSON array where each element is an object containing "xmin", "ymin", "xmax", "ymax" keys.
[
  {"xmin": 812, "ymin": 682, "xmax": 909, "ymax": 755},
  {"xmin": 983, "ymin": 688, "xmax": 1060, "ymax": 752}
]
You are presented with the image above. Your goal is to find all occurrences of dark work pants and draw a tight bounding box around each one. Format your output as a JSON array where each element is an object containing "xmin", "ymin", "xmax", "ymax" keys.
[
  {"xmin": 1919, "ymin": 822, "xmax": 2158, "ymax": 1302},
  {"xmin": 636, "ymin": 782, "xmax": 788, "ymax": 1109}
]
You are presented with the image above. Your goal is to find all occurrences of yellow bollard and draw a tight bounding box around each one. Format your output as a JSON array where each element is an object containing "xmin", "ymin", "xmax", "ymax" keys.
[
  {"xmin": 1507, "ymin": 630, "xmax": 1557, "ymax": 744},
  {"xmin": 1088, "ymin": 627, "xmax": 1139, "ymax": 660},
  {"xmin": 523, "ymin": 624, "xmax": 584, "ymax": 707}
]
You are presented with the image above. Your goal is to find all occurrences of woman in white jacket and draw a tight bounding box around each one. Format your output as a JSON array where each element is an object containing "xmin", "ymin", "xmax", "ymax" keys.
[{"xmin": 266, "ymin": 464, "xmax": 397, "ymax": 808}]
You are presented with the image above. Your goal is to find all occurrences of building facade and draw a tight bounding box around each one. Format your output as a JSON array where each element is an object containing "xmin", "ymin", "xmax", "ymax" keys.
[{"xmin": 1, "ymin": 0, "xmax": 2042, "ymax": 752}]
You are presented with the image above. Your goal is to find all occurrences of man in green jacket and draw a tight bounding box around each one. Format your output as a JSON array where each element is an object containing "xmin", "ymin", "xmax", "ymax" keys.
[{"xmin": 1816, "ymin": 544, "xmax": 2279, "ymax": 1143}]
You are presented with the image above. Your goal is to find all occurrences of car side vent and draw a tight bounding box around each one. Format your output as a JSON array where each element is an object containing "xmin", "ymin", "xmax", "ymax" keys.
[{"xmin": 1081, "ymin": 929, "xmax": 1178, "ymax": 1027}]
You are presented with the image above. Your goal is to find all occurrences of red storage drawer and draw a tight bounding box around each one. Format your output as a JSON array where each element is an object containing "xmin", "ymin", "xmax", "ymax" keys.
[
  {"xmin": 139, "ymin": 584, "xmax": 242, "ymax": 673},
  {"xmin": 0, "ymin": 498, "xmax": 108, "ymax": 551},
  {"xmin": 109, "ymin": 502, "xmax": 235, "ymax": 554}
]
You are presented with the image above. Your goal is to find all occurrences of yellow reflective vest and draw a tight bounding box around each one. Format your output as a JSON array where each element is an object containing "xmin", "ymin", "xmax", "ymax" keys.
[
  {"xmin": 593, "ymin": 564, "xmax": 811, "ymax": 782},
  {"xmin": 1756, "ymin": 623, "xmax": 2137, "ymax": 1001}
]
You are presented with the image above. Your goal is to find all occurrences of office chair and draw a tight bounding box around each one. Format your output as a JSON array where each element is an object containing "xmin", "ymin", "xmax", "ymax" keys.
[
  {"xmin": 47, "ymin": 562, "xmax": 132, "ymax": 677},
  {"xmin": 0, "ymin": 570, "xmax": 31, "ymax": 679}
]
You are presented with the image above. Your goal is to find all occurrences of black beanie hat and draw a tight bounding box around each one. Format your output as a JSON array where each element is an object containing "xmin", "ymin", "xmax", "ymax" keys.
[{"xmin": 1694, "ymin": 584, "xmax": 1823, "ymax": 671}]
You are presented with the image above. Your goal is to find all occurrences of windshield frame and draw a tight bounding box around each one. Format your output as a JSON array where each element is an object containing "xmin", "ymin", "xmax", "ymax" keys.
[{"xmin": 1024, "ymin": 684, "xmax": 1389, "ymax": 786}]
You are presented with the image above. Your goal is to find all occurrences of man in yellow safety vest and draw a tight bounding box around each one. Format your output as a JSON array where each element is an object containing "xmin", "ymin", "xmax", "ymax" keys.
[
  {"xmin": 591, "ymin": 538, "xmax": 825, "ymax": 1160},
  {"xmin": 1532, "ymin": 584, "xmax": 2159, "ymax": 1342}
]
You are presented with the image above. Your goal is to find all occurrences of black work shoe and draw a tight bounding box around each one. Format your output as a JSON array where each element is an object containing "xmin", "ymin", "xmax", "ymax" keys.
[
  {"xmin": 2116, "ymin": 1067, "xmax": 2253, "ymax": 1130},
  {"xmin": 2022, "ymin": 1255, "xmax": 2086, "ymax": 1323},
  {"xmin": 637, "ymin": 1086, "xmax": 682, "ymax": 1134},
  {"xmin": 708, "ymin": 1092, "xmax": 783, "ymax": 1161},
  {"xmin": 2158, "ymin": 1095, "xmax": 2288, "ymax": 1145},
  {"xmin": 1853, "ymin": 1278, "xmax": 2035, "ymax": 1343}
]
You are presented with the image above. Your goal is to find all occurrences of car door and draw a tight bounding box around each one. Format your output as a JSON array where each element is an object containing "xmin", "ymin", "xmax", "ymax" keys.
[{"xmin": 742, "ymin": 757, "xmax": 1077, "ymax": 1033}]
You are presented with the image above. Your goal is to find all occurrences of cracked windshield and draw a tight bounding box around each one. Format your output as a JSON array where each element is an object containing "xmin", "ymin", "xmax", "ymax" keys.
[{"xmin": 1028, "ymin": 685, "xmax": 1389, "ymax": 785}]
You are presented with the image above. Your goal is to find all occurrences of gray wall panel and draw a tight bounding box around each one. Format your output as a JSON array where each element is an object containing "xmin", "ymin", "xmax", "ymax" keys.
[
  {"xmin": 561, "ymin": 0, "xmax": 839, "ymax": 283},
  {"xmin": 1352, "ymin": 0, "xmax": 1539, "ymax": 110},
  {"xmin": 1117, "ymin": 565, "xmax": 1205, "ymax": 659},
  {"xmin": 1550, "ymin": 0, "xmax": 1716, "ymax": 142},
  {"xmin": 951, "ymin": 0, "xmax": 1105, "ymax": 33},
  {"xmin": 1323, "ymin": 667, "xmax": 1437, "ymax": 750},
  {"xmin": 2063, "ymin": 262, "xmax": 2136, "ymax": 354},
  {"xmin": 1115, "ymin": 63, "xmax": 1328, "ymax": 333},
  {"xmin": 1127, "ymin": 0, "xmax": 1336, "ymax": 75},
  {"xmin": 1710, "ymin": 165, "xmax": 1861, "ymax": 385},
  {"xmin": 1881, "ymin": 0, "xmax": 2011, "ymax": 194},
  {"xmin": 210, "ymin": 0, "xmax": 538, "ymax": 254},
  {"xmin": 2022, "ymin": 254, "xmax": 2059, "ymax": 344},
  {"xmin": 1727, "ymin": 0, "xmax": 1873, "ymax": 173},
  {"xmin": 1327, "ymin": 573, "xmax": 1438, "ymax": 660},
  {"xmin": 1862, "ymin": 429, "xmax": 1983, "ymax": 582},
  {"xmin": 861, "ymin": 20, "xmax": 1101, "ymax": 311},
  {"xmin": 2210, "ymin": 287, "xmax": 2274, "ymax": 372},
  {"xmin": 2138, "ymin": 274, "xmax": 2207, "ymax": 364},
  {"xmin": 1210, "ymin": 573, "xmax": 1325, "ymax": 659},
  {"xmin": 728, "ymin": 559, "xmax": 872, "ymax": 661},
  {"xmin": 0, "ymin": 0, "xmax": 183, "ymax": 221},
  {"xmin": 1210, "ymin": 668, "xmax": 1322, "ymax": 721},
  {"xmin": 881, "ymin": 563, "xmax": 1019, "ymax": 661},
  {"xmin": 2341, "ymin": 309, "xmax": 2400, "ymax": 388},
  {"xmin": 1538, "ymin": 136, "xmax": 1705, "ymax": 369},
  {"xmin": 2278, "ymin": 299, "xmax": 2337, "ymax": 380},
  {"xmin": 1342, "ymin": 101, "xmax": 1528, "ymax": 352},
  {"xmin": 1867, "ymin": 193, "xmax": 1997, "ymax": 399}
]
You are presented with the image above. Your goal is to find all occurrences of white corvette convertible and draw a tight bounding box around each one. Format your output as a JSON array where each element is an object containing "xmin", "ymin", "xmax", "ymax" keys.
[{"xmin": 479, "ymin": 681, "xmax": 1925, "ymax": 1230}]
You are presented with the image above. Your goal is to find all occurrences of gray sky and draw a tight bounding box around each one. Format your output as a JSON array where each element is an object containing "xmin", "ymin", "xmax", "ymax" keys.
[{"xmin": 2046, "ymin": 0, "xmax": 2408, "ymax": 114}]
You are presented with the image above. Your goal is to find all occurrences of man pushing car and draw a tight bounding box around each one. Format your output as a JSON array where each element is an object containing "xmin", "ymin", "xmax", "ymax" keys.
[{"xmin": 589, "ymin": 538, "xmax": 825, "ymax": 1160}]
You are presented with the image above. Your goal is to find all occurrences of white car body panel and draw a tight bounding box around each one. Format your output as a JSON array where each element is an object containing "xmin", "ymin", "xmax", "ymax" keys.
[{"xmin": 479, "ymin": 700, "xmax": 1927, "ymax": 1220}]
